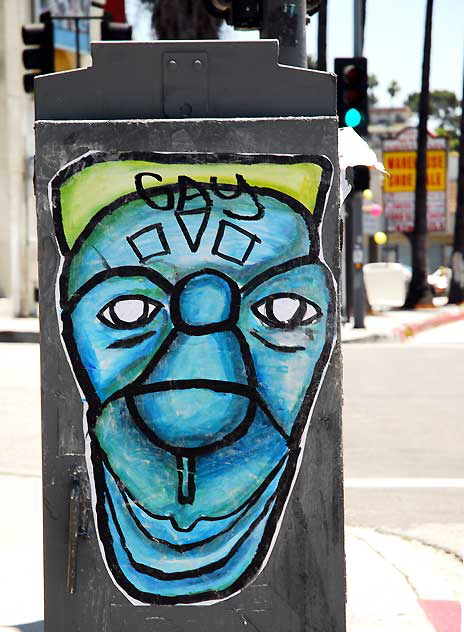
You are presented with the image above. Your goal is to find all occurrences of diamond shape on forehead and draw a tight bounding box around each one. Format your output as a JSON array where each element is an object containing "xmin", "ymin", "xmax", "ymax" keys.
[
  {"xmin": 211, "ymin": 220, "xmax": 261, "ymax": 266},
  {"xmin": 175, "ymin": 207, "xmax": 210, "ymax": 253},
  {"xmin": 126, "ymin": 223, "xmax": 171, "ymax": 263}
]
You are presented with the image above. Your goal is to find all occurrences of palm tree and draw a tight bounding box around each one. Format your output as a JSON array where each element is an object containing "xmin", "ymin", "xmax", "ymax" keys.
[
  {"xmin": 403, "ymin": 0, "xmax": 435, "ymax": 308},
  {"xmin": 368, "ymin": 74, "xmax": 379, "ymax": 107},
  {"xmin": 448, "ymin": 60, "xmax": 464, "ymax": 304},
  {"xmin": 387, "ymin": 80, "xmax": 400, "ymax": 105},
  {"xmin": 141, "ymin": 0, "xmax": 222, "ymax": 40}
]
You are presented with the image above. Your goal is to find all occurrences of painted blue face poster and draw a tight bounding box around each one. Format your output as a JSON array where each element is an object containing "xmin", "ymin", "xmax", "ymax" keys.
[{"xmin": 50, "ymin": 152, "xmax": 336, "ymax": 605}]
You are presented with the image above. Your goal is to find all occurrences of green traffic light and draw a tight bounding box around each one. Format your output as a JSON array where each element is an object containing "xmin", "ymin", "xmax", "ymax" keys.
[{"xmin": 345, "ymin": 108, "xmax": 362, "ymax": 127}]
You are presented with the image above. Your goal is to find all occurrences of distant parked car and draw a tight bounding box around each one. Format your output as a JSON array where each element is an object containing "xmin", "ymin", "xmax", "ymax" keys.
[
  {"xmin": 363, "ymin": 262, "xmax": 412, "ymax": 309},
  {"xmin": 427, "ymin": 266, "xmax": 451, "ymax": 297}
]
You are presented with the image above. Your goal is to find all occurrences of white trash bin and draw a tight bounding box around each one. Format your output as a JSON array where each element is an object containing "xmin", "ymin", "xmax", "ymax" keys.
[{"xmin": 363, "ymin": 262, "xmax": 411, "ymax": 309}]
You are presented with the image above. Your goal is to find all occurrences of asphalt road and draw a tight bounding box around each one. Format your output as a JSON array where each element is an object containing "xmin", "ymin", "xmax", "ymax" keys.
[{"xmin": 343, "ymin": 319, "xmax": 464, "ymax": 555}]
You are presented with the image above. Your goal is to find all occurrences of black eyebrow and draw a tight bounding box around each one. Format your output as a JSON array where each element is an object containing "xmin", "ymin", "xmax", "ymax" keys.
[
  {"xmin": 249, "ymin": 330, "xmax": 306, "ymax": 353},
  {"xmin": 240, "ymin": 255, "xmax": 315, "ymax": 297},
  {"xmin": 64, "ymin": 266, "xmax": 173, "ymax": 312},
  {"xmin": 107, "ymin": 330, "xmax": 157, "ymax": 349}
]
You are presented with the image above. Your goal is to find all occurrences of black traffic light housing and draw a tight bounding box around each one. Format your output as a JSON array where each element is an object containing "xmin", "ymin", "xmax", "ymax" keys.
[
  {"xmin": 203, "ymin": 0, "xmax": 262, "ymax": 29},
  {"xmin": 352, "ymin": 165, "xmax": 370, "ymax": 192},
  {"xmin": 22, "ymin": 11, "xmax": 54, "ymax": 94},
  {"xmin": 334, "ymin": 57, "xmax": 369, "ymax": 136},
  {"xmin": 101, "ymin": 12, "xmax": 133, "ymax": 40}
]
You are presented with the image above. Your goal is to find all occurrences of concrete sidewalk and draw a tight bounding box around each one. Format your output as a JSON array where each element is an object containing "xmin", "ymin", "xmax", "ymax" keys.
[{"xmin": 342, "ymin": 302, "xmax": 464, "ymax": 344}]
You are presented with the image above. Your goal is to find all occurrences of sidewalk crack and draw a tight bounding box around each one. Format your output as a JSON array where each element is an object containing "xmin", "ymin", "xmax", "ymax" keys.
[
  {"xmin": 372, "ymin": 527, "xmax": 463, "ymax": 564},
  {"xmin": 350, "ymin": 530, "xmax": 420, "ymax": 598}
]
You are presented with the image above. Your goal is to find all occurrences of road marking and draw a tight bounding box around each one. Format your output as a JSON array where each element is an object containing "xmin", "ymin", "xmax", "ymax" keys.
[{"xmin": 345, "ymin": 478, "xmax": 464, "ymax": 489}]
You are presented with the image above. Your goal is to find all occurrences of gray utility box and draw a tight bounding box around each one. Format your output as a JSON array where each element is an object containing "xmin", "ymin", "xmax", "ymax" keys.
[{"xmin": 35, "ymin": 40, "xmax": 345, "ymax": 632}]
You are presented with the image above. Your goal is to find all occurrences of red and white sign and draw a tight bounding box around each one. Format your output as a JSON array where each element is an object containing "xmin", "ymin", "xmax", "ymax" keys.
[{"xmin": 382, "ymin": 128, "xmax": 447, "ymax": 232}]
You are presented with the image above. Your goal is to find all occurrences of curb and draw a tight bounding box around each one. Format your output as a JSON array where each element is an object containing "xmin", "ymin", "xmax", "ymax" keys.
[
  {"xmin": 342, "ymin": 332, "xmax": 391, "ymax": 344},
  {"xmin": 0, "ymin": 331, "xmax": 40, "ymax": 344},
  {"xmin": 342, "ymin": 306, "xmax": 464, "ymax": 344},
  {"xmin": 393, "ymin": 307, "xmax": 464, "ymax": 341}
]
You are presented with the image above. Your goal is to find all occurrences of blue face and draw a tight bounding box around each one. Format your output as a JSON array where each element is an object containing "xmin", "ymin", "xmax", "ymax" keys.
[{"xmin": 61, "ymin": 177, "xmax": 335, "ymax": 604}]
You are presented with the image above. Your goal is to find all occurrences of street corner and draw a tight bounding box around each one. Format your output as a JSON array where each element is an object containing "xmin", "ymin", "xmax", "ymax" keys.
[{"xmin": 345, "ymin": 527, "xmax": 462, "ymax": 632}]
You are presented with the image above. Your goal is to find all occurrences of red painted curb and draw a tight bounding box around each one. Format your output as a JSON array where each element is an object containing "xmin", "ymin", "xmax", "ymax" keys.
[
  {"xmin": 394, "ymin": 308, "xmax": 464, "ymax": 341},
  {"xmin": 419, "ymin": 599, "xmax": 461, "ymax": 632}
]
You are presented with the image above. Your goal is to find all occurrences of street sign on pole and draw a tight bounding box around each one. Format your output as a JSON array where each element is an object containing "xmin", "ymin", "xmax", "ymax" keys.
[
  {"xmin": 383, "ymin": 127, "xmax": 448, "ymax": 232},
  {"xmin": 34, "ymin": 40, "xmax": 344, "ymax": 631}
]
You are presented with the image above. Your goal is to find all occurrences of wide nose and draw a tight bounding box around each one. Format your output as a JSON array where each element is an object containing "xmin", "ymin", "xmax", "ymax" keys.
[
  {"xmin": 127, "ymin": 271, "xmax": 254, "ymax": 454},
  {"xmin": 170, "ymin": 270, "xmax": 240, "ymax": 335}
]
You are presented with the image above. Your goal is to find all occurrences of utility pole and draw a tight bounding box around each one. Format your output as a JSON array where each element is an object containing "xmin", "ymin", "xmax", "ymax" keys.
[
  {"xmin": 353, "ymin": 0, "xmax": 364, "ymax": 57},
  {"xmin": 348, "ymin": 0, "xmax": 367, "ymax": 328},
  {"xmin": 317, "ymin": 0, "xmax": 327, "ymax": 71},
  {"xmin": 448, "ymin": 59, "xmax": 464, "ymax": 304},
  {"xmin": 260, "ymin": 0, "xmax": 307, "ymax": 68}
]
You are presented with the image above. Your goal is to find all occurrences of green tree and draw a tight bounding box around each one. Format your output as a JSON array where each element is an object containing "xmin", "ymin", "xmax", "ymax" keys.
[
  {"xmin": 405, "ymin": 89, "xmax": 460, "ymax": 148},
  {"xmin": 405, "ymin": 89, "xmax": 459, "ymax": 126},
  {"xmin": 403, "ymin": 0, "xmax": 435, "ymax": 308},
  {"xmin": 368, "ymin": 74, "xmax": 379, "ymax": 107}
]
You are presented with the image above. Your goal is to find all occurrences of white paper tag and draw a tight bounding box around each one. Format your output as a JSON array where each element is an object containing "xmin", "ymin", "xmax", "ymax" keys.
[{"xmin": 338, "ymin": 127, "xmax": 387, "ymax": 204}]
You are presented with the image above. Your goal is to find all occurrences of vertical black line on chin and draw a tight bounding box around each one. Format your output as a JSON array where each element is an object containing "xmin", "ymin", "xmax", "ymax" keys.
[{"xmin": 176, "ymin": 455, "xmax": 196, "ymax": 505}]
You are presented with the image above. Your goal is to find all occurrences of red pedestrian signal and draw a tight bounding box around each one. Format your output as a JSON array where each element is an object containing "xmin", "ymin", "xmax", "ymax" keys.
[{"xmin": 334, "ymin": 57, "xmax": 368, "ymax": 136}]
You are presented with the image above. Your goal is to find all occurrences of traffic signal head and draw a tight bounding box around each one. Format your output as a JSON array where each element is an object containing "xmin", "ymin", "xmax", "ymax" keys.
[
  {"xmin": 334, "ymin": 57, "xmax": 368, "ymax": 135},
  {"xmin": 203, "ymin": 0, "xmax": 262, "ymax": 29},
  {"xmin": 22, "ymin": 11, "xmax": 54, "ymax": 94},
  {"xmin": 101, "ymin": 13, "xmax": 133, "ymax": 40},
  {"xmin": 352, "ymin": 165, "xmax": 370, "ymax": 192}
]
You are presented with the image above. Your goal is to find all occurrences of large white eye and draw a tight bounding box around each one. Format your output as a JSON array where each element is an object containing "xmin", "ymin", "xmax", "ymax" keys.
[
  {"xmin": 252, "ymin": 293, "xmax": 321, "ymax": 329},
  {"xmin": 97, "ymin": 296, "xmax": 162, "ymax": 330}
]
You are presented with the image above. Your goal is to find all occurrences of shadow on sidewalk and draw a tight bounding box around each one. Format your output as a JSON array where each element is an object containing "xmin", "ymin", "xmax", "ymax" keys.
[{"xmin": 15, "ymin": 623, "xmax": 44, "ymax": 632}]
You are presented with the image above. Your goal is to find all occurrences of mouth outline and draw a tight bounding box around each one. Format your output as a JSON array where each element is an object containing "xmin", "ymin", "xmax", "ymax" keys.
[
  {"xmin": 124, "ymin": 378, "xmax": 288, "ymax": 457},
  {"xmin": 99, "ymin": 445, "xmax": 289, "ymax": 535},
  {"xmin": 107, "ymin": 452, "xmax": 288, "ymax": 552},
  {"xmin": 126, "ymin": 388, "xmax": 257, "ymax": 457},
  {"xmin": 123, "ymin": 379, "xmax": 290, "ymax": 450},
  {"xmin": 104, "ymin": 477, "xmax": 279, "ymax": 582}
]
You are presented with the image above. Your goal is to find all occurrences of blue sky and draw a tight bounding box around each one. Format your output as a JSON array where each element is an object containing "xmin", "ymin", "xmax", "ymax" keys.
[{"xmin": 306, "ymin": 0, "xmax": 464, "ymax": 107}]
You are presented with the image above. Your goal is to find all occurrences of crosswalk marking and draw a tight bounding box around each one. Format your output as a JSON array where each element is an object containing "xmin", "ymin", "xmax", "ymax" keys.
[{"xmin": 345, "ymin": 478, "xmax": 464, "ymax": 489}]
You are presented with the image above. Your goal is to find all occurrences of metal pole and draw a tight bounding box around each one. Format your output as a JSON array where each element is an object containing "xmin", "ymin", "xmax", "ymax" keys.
[
  {"xmin": 351, "ymin": 190, "xmax": 365, "ymax": 327},
  {"xmin": 350, "ymin": 0, "xmax": 366, "ymax": 327},
  {"xmin": 353, "ymin": 0, "xmax": 364, "ymax": 57},
  {"xmin": 317, "ymin": 0, "xmax": 327, "ymax": 71},
  {"xmin": 260, "ymin": 0, "xmax": 307, "ymax": 68},
  {"xmin": 74, "ymin": 17, "xmax": 81, "ymax": 68},
  {"xmin": 344, "ymin": 197, "xmax": 353, "ymax": 321}
]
